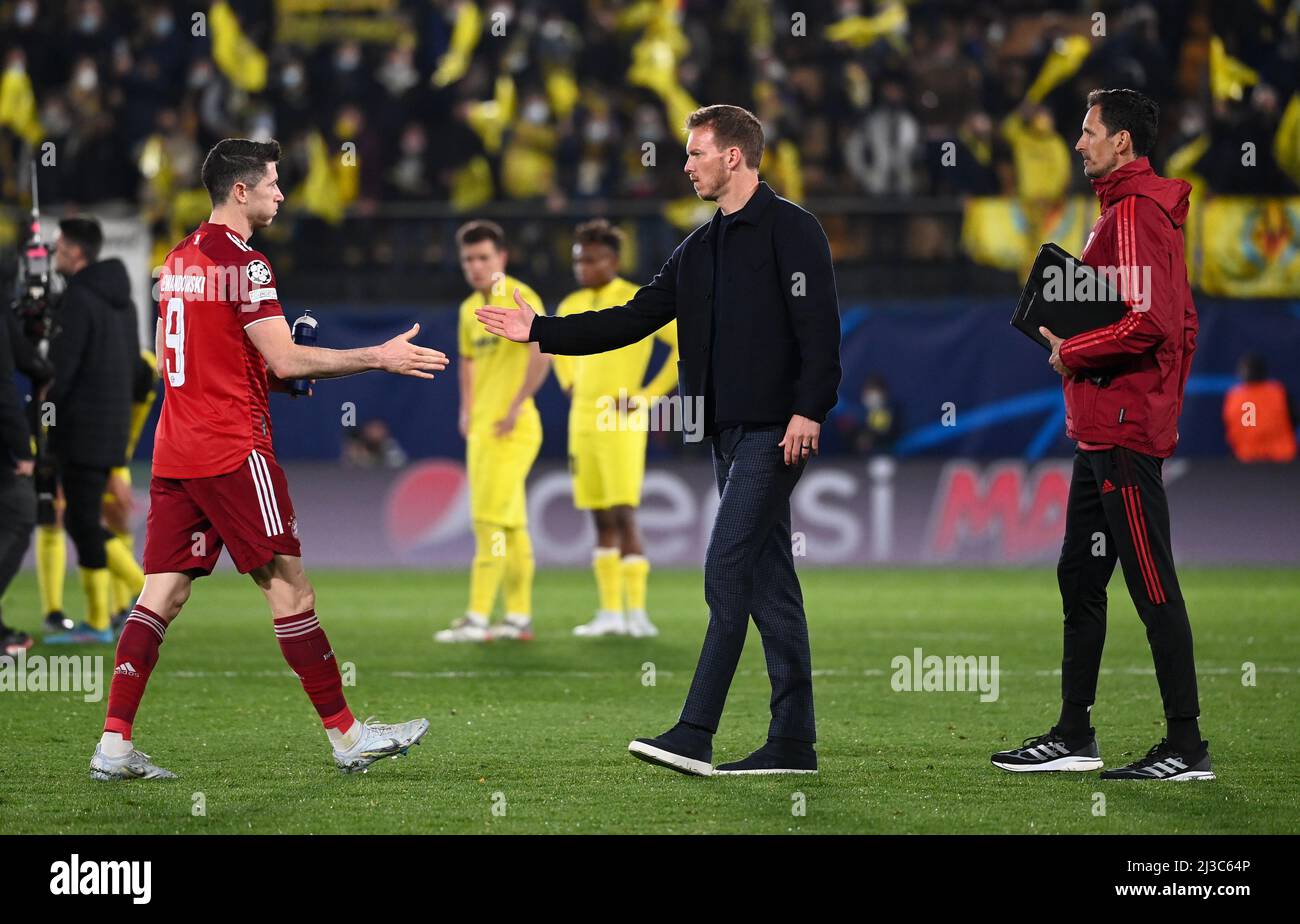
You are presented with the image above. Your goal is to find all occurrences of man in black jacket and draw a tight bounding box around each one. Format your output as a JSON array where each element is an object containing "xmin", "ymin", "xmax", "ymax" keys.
[
  {"xmin": 41, "ymin": 217, "xmax": 135, "ymax": 645},
  {"xmin": 478, "ymin": 105, "xmax": 842, "ymax": 775},
  {"xmin": 0, "ymin": 311, "xmax": 37, "ymax": 654}
]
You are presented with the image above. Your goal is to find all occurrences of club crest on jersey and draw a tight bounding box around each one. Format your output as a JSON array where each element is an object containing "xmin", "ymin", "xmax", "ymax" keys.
[{"xmin": 246, "ymin": 260, "xmax": 272, "ymax": 286}]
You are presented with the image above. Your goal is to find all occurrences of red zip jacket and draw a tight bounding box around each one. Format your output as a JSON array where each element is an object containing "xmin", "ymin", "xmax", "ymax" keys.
[{"xmin": 1059, "ymin": 156, "xmax": 1198, "ymax": 458}]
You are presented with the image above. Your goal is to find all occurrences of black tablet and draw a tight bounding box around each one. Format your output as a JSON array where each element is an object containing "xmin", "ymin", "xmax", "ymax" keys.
[{"xmin": 1011, "ymin": 242, "xmax": 1129, "ymax": 350}]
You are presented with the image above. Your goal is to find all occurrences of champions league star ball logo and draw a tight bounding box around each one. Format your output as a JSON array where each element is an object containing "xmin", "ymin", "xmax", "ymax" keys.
[{"xmin": 245, "ymin": 260, "xmax": 272, "ymax": 286}]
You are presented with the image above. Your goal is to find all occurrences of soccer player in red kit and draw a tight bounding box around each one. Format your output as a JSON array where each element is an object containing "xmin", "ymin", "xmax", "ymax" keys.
[{"xmin": 91, "ymin": 139, "xmax": 450, "ymax": 779}]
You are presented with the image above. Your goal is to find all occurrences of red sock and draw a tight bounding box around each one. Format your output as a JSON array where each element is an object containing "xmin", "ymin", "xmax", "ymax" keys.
[
  {"xmin": 274, "ymin": 610, "xmax": 353, "ymax": 730},
  {"xmin": 104, "ymin": 605, "xmax": 168, "ymax": 738}
]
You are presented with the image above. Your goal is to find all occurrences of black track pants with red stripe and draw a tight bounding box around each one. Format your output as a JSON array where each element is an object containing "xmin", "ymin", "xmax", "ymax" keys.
[{"xmin": 1057, "ymin": 446, "xmax": 1200, "ymax": 720}]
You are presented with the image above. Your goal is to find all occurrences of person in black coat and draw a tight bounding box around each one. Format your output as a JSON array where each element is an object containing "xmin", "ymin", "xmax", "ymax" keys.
[
  {"xmin": 0, "ymin": 307, "xmax": 37, "ymax": 653},
  {"xmin": 42, "ymin": 217, "xmax": 136, "ymax": 643},
  {"xmin": 477, "ymin": 105, "xmax": 842, "ymax": 776}
]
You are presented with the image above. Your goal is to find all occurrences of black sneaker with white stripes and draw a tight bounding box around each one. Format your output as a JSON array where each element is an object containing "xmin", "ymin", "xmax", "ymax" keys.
[
  {"xmin": 991, "ymin": 726, "xmax": 1103, "ymax": 773},
  {"xmin": 1099, "ymin": 738, "xmax": 1214, "ymax": 781}
]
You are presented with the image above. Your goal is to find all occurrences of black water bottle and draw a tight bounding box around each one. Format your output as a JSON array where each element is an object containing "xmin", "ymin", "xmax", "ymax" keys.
[{"xmin": 290, "ymin": 310, "xmax": 317, "ymax": 397}]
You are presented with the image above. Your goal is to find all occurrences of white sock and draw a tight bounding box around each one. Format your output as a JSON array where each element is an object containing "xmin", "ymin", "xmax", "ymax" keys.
[
  {"xmin": 504, "ymin": 613, "xmax": 531, "ymax": 625},
  {"xmin": 328, "ymin": 719, "xmax": 362, "ymax": 751},
  {"xmin": 99, "ymin": 731, "xmax": 132, "ymax": 758},
  {"xmin": 465, "ymin": 612, "xmax": 489, "ymax": 625}
]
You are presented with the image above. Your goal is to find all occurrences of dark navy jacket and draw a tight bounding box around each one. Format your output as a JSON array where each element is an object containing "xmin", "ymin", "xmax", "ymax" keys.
[{"xmin": 529, "ymin": 181, "xmax": 842, "ymax": 438}]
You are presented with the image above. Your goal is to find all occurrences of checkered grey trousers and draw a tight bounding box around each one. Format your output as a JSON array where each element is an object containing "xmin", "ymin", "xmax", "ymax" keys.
[{"xmin": 678, "ymin": 425, "xmax": 816, "ymax": 742}]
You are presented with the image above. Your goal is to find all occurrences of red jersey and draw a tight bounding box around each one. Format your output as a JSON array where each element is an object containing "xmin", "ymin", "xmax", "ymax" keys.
[{"xmin": 153, "ymin": 221, "xmax": 286, "ymax": 478}]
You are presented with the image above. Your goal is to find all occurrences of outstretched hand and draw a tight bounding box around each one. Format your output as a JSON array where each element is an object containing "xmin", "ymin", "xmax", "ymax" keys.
[
  {"xmin": 377, "ymin": 323, "xmax": 450, "ymax": 379},
  {"xmin": 475, "ymin": 288, "xmax": 537, "ymax": 343}
]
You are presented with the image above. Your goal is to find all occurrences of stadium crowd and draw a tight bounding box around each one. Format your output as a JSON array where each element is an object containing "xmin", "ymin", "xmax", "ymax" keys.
[{"xmin": 3, "ymin": 1, "xmax": 1297, "ymax": 211}]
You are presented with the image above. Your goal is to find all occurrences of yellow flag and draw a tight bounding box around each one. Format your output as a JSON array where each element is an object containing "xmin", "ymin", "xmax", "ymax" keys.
[
  {"xmin": 0, "ymin": 64, "xmax": 42, "ymax": 144},
  {"xmin": 1274, "ymin": 92, "xmax": 1300, "ymax": 188},
  {"xmin": 1199, "ymin": 198, "xmax": 1300, "ymax": 297},
  {"xmin": 432, "ymin": 1, "xmax": 483, "ymax": 88},
  {"xmin": 1209, "ymin": 36, "xmax": 1259, "ymax": 103},
  {"xmin": 294, "ymin": 132, "xmax": 345, "ymax": 224},
  {"xmin": 824, "ymin": 2, "xmax": 908, "ymax": 50},
  {"xmin": 1025, "ymin": 35, "xmax": 1092, "ymax": 105},
  {"xmin": 627, "ymin": 16, "xmax": 698, "ymax": 133},
  {"xmin": 961, "ymin": 196, "xmax": 1097, "ymax": 277},
  {"xmin": 210, "ymin": 1, "xmax": 267, "ymax": 93}
]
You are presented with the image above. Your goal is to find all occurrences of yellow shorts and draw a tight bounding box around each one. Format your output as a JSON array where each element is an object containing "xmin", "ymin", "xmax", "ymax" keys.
[
  {"xmin": 466, "ymin": 426, "xmax": 541, "ymax": 528},
  {"xmin": 569, "ymin": 428, "xmax": 647, "ymax": 510}
]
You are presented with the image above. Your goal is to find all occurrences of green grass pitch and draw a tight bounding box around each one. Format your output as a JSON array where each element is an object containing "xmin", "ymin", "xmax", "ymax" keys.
[{"xmin": 1, "ymin": 566, "xmax": 1295, "ymax": 834}]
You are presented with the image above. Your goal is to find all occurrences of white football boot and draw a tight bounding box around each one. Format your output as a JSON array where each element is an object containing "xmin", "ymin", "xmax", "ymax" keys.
[
  {"xmin": 625, "ymin": 609, "xmax": 659, "ymax": 638},
  {"xmin": 333, "ymin": 717, "xmax": 429, "ymax": 774},
  {"xmin": 573, "ymin": 610, "xmax": 628, "ymax": 637},
  {"xmin": 90, "ymin": 744, "xmax": 178, "ymax": 781},
  {"xmin": 435, "ymin": 614, "xmax": 491, "ymax": 643},
  {"xmin": 490, "ymin": 614, "xmax": 534, "ymax": 641}
]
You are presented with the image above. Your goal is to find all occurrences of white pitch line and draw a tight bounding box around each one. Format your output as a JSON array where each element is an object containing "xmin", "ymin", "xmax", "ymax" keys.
[
  {"xmin": 165, "ymin": 668, "xmax": 678, "ymax": 680},
  {"xmin": 813, "ymin": 666, "xmax": 1299, "ymax": 677},
  {"xmin": 162, "ymin": 665, "xmax": 1300, "ymax": 680}
]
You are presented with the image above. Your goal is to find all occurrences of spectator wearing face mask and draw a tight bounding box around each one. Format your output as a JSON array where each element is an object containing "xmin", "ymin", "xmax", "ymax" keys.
[
  {"xmin": 856, "ymin": 376, "xmax": 900, "ymax": 456},
  {"xmin": 7, "ymin": 0, "xmax": 64, "ymax": 89},
  {"xmin": 270, "ymin": 58, "xmax": 314, "ymax": 141},
  {"xmin": 68, "ymin": 0, "xmax": 117, "ymax": 67},
  {"xmin": 134, "ymin": 2, "xmax": 189, "ymax": 89}
]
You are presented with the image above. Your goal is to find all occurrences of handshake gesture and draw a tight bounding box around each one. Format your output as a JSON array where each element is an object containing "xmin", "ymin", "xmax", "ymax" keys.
[
  {"xmin": 475, "ymin": 289, "xmax": 537, "ymax": 342},
  {"xmin": 375, "ymin": 323, "xmax": 450, "ymax": 379}
]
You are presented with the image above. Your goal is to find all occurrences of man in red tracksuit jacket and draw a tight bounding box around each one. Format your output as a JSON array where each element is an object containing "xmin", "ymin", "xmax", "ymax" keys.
[{"xmin": 992, "ymin": 89, "xmax": 1213, "ymax": 781}]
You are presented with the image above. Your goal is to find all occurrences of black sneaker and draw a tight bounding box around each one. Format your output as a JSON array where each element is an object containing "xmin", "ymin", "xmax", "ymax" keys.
[
  {"xmin": 628, "ymin": 723, "xmax": 713, "ymax": 776},
  {"xmin": 2, "ymin": 627, "xmax": 34, "ymax": 656},
  {"xmin": 714, "ymin": 738, "xmax": 818, "ymax": 775},
  {"xmin": 1099, "ymin": 738, "xmax": 1214, "ymax": 781},
  {"xmin": 44, "ymin": 610, "xmax": 74, "ymax": 633},
  {"xmin": 991, "ymin": 726, "xmax": 1103, "ymax": 773}
]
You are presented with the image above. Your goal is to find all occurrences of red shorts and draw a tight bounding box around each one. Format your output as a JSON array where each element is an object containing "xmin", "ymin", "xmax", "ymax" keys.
[{"xmin": 143, "ymin": 450, "xmax": 302, "ymax": 576}]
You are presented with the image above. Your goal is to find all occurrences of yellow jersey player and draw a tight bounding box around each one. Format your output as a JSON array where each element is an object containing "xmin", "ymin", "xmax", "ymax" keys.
[
  {"xmin": 554, "ymin": 220, "xmax": 678, "ymax": 638},
  {"xmin": 436, "ymin": 220, "xmax": 550, "ymax": 643},
  {"xmin": 102, "ymin": 349, "xmax": 157, "ymax": 630}
]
